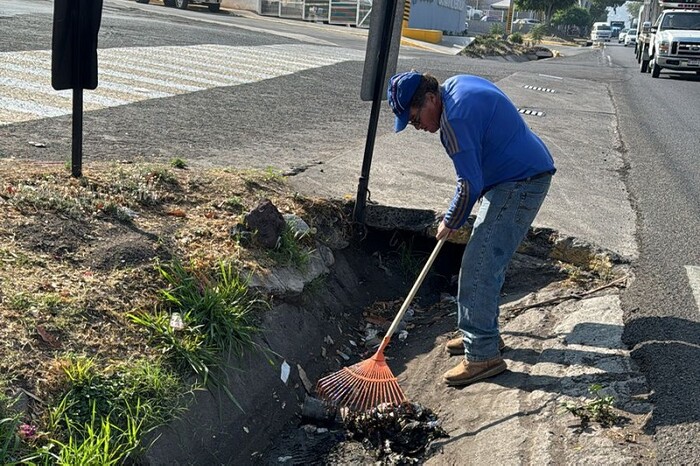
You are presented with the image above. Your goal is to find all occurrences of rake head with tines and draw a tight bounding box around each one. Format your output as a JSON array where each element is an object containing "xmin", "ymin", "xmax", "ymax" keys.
[{"xmin": 315, "ymin": 239, "xmax": 445, "ymax": 412}]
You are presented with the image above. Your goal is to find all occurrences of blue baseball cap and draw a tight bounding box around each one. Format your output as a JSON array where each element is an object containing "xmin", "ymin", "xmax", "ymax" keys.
[{"xmin": 387, "ymin": 71, "xmax": 422, "ymax": 132}]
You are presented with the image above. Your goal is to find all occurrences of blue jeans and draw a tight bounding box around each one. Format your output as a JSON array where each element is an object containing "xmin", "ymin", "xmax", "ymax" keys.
[{"xmin": 457, "ymin": 174, "xmax": 552, "ymax": 361}]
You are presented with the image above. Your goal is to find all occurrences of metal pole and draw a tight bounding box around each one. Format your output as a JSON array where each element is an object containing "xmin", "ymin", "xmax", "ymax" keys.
[
  {"xmin": 71, "ymin": 88, "xmax": 83, "ymax": 178},
  {"xmin": 352, "ymin": 0, "xmax": 398, "ymax": 225},
  {"xmin": 71, "ymin": 1, "xmax": 83, "ymax": 178}
]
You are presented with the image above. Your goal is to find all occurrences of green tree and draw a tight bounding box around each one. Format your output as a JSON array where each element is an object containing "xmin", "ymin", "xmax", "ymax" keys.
[
  {"xmin": 515, "ymin": 0, "xmax": 576, "ymax": 26},
  {"xmin": 552, "ymin": 5, "xmax": 591, "ymax": 32},
  {"xmin": 626, "ymin": 1, "xmax": 642, "ymax": 23},
  {"xmin": 588, "ymin": 0, "xmax": 626, "ymax": 23}
]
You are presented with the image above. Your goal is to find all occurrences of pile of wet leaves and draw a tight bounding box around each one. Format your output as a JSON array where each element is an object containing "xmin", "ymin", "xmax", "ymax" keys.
[{"xmin": 343, "ymin": 402, "xmax": 449, "ymax": 463}]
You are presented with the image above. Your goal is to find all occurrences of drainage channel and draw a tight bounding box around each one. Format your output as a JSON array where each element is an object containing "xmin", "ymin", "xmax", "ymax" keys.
[{"xmin": 143, "ymin": 218, "xmax": 634, "ymax": 465}]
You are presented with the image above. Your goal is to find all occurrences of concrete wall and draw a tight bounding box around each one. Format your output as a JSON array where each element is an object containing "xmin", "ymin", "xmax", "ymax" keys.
[
  {"xmin": 222, "ymin": 0, "xmax": 259, "ymax": 12},
  {"xmin": 408, "ymin": 0, "xmax": 469, "ymax": 33}
]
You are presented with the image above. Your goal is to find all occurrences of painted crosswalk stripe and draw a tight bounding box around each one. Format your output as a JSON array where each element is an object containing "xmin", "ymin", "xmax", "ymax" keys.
[
  {"xmin": 0, "ymin": 77, "xmax": 129, "ymax": 107},
  {"xmin": 2, "ymin": 62, "xmax": 173, "ymax": 102},
  {"xmin": 0, "ymin": 44, "xmax": 365, "ymax": 126},
  {"xmin": 685, "ymin": 266, "xmax": 700, "ymax": 312},
  {"xmin": 0, "ymin": 96, "xmax": 66, "ymax": 118}
]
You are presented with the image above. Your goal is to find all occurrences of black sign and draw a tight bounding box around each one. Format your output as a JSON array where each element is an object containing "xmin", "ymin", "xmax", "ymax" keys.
[{"xmin": 52, "ymin": 0, "xmax": 104, "ymax": 91}]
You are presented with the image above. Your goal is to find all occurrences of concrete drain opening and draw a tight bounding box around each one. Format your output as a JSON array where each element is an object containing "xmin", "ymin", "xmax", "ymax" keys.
[{"xmin": 143, "ymin": 212, "xmax": 634, "ymax": 465}]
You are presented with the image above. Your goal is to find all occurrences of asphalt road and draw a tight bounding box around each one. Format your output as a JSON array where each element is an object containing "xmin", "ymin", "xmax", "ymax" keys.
[
  {"xmin": 602, "ymin": 41, "xmax": 700, "ymax": 463},
  {"xmin": 1, "ymin": 1, "xmax": 699, "ymax": 461}
]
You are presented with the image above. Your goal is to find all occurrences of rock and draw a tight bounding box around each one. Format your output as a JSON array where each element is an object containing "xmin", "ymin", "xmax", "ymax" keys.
[
  {"xmin": 245, "ymin": 199, "xmax": 285, "ymax": 249},
  {"xmin": 283, "ymin": 213, "xmax": 311, "ymax": 237}
]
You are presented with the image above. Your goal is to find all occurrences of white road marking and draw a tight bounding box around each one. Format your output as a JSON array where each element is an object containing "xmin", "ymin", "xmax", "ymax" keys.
[
  {"xmin": 0, "ymin": 44, "xmax": 364, "ymax": 125},
  {"xmin": 685, "ymin": 266, "xmax": 700, "ymax": 312},
  {"xmin": 537, "ymin": 74, "xmax": 564, "ymax": 80}
]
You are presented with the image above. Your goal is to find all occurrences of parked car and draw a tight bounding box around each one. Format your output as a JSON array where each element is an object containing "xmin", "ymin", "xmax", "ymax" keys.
[
  {"xmin": 466, "ymin": 6, "xmax": 483, "ymax": 20},
  {"xmin": 512, "ymin": 18, "xmax": 541, "ymax": 25},
  {"xmin": 624, "ymin": 28, "xmax": 637, "ymax": 47},
  {"xmin": 618, "ymin": 28, "xmax": 630, "ymax": 42},
  {"xmin": 481, "ymin": 15, "xmax": 502, "ymax": 22}
]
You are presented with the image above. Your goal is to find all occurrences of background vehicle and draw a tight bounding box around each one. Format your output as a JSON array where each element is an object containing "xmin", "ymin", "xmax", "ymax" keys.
[
  {"xmin": 591, "ymin": 22, "xmax": 612, "ymax": 42},
  {"xmin": 637, "ymin": 1, "xmax": 700, "ymax": 77},
  {"xmin": 624, "ymin": 28, "xmax": 637, "ymax": 46},
  {"xmin": 618, "ymin": 28, "xmax": 630, "ymax": 42},
  {"xmin": 513, "ymin": 18, "xmax": 540, "ymax": 25},
  {"xmin": 466, "ymin": 5, "xmax": 483, "ymax": 20},
  {"xmin": 637, "ymin": 0, "xmax": 700, "ymax": 71},
  {"xmin": 136, "ymin": 0, "xmax": 222, "ymax": 12},
  {"xmin": 610, "ymin": 20, "xmax": 626, "ymax": 38},
  {"xmin": 481, "ymin": 15, "xmax": 502, "ymax": 22}
]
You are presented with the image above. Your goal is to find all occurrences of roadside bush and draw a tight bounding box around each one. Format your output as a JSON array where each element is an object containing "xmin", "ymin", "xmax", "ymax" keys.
[
  {"xmin": 530, "ymin": 24, "xmax": 547, "ymax": 44},
  {"xmin": 489, "ymin": 24, "xmax": 505, "ymax": 36},
  {"xmin": 508, "ymin": 32, "xmax": 524, "ymax": 44}
]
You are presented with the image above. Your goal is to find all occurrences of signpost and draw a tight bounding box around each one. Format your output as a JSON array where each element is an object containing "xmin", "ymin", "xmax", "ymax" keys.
[
  {"xmin": 51, "ymin": 0, "xmax": 104, "ymax": 178},
  {"xmin": 354, "ymin": 0, "xmax": 405, "ymax": 226}
]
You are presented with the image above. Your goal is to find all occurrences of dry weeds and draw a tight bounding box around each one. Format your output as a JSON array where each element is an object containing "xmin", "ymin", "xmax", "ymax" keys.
[{"xmin": 0, "ymin": 159, "xmax": 349, "ymax": 405}]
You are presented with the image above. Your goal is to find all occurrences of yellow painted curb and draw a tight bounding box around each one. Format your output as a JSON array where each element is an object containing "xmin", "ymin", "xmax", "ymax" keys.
[{"xmin": 401, "ymin": 27, "xmax": 443, "ymax": 44}]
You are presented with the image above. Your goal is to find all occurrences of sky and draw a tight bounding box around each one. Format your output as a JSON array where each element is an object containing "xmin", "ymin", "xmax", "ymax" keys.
[{"xmin": 607, "ymin": 1, "xmax": 634, "ymax": 26}]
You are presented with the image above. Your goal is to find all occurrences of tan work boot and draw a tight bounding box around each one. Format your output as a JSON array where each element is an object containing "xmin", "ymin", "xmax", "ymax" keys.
[
  {"xmin": 443, "ymin": 357, "xmax": 507, "ymax": 387},
  {"xmin": 445, "ymin": 336, "xmax": 506, "ymax": 356}
]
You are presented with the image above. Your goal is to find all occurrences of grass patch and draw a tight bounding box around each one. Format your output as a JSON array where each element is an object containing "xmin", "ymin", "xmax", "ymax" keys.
[
  {"xmin": 170, "ymin": 158, "xmax": 187, "ymax": 169},
  {"xmin": 130, "ymin": 260, "xmax": 264, "ymax": 408},
  {"xmin": 268, "ymin": 224, "xmax": 313, "ymax": 269},
  {"xmin": 1, "ymin": 388, "xmax": 25, "ymax": 464},
  {"xmin": 396, "ymin": 239, "xmax": 424, "ymax": 280},
  {"xmin": 561, "ymin": 384, "xmax": 618, "ymax": 427}
]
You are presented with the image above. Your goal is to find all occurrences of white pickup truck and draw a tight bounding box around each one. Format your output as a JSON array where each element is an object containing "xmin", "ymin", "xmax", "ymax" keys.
[{"xmin": 640, "ymin": 7, "xmax": 700, "ymax": 77}]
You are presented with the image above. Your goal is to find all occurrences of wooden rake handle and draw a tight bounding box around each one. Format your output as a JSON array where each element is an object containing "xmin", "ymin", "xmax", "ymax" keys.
[{"xmin": 382, "ymin": 238, "xmax": 446, "ymax": 344}]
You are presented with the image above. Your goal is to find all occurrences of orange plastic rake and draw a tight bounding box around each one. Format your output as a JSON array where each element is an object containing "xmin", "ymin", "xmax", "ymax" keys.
[{"xmin": 316, "ymin": 239, "xmax": 446, "ymax": 412}]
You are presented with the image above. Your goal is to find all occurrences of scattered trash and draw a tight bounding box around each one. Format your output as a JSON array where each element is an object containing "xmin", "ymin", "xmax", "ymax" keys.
[
  {"xmin": 28, "ymin": 141, "xmax": 46, "ymax": 148},
  {"xmin": 278, "ymin": 456, "xmax": 292, "ymax": 463},
  {"xmin": 440, "ymin": 293, "xmax": 457, "ymax": 303},
  {"xmin": 297, "ymin": 364, "xmax": 313, "ymax": 394},
  {"xmin": 363, "ymin": 328, "xmax": 379, "ymax": 342},
  {"xmin": 343, "ymin": 402, "xmax": 448, "ymax": 461},
  {"xmin": 280, "ymin": 361, "xmax": 290, "ymax": 384},
  {"xmin": 243, "ymin": 426, "xmax": 249, "ymax": 434},
  {"xmin": 398, "ymin": 330, "xmax": 409, "ymax": 342},
  {"xmin": 336, "ymin": 350, "xmax": 350, "ymax": 361},
  {"xmin": 324, "ymin": 335, "xmax": 334, "ymax": 345},
  {"xmin": 169, "ymin": 312, "xmax": 184, "ymax": 331}
]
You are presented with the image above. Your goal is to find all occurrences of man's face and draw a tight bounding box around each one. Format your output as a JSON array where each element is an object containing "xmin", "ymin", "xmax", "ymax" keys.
[{"xmin": 409, "ymin": 92, "xmax": 440, "ymax": 133}]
